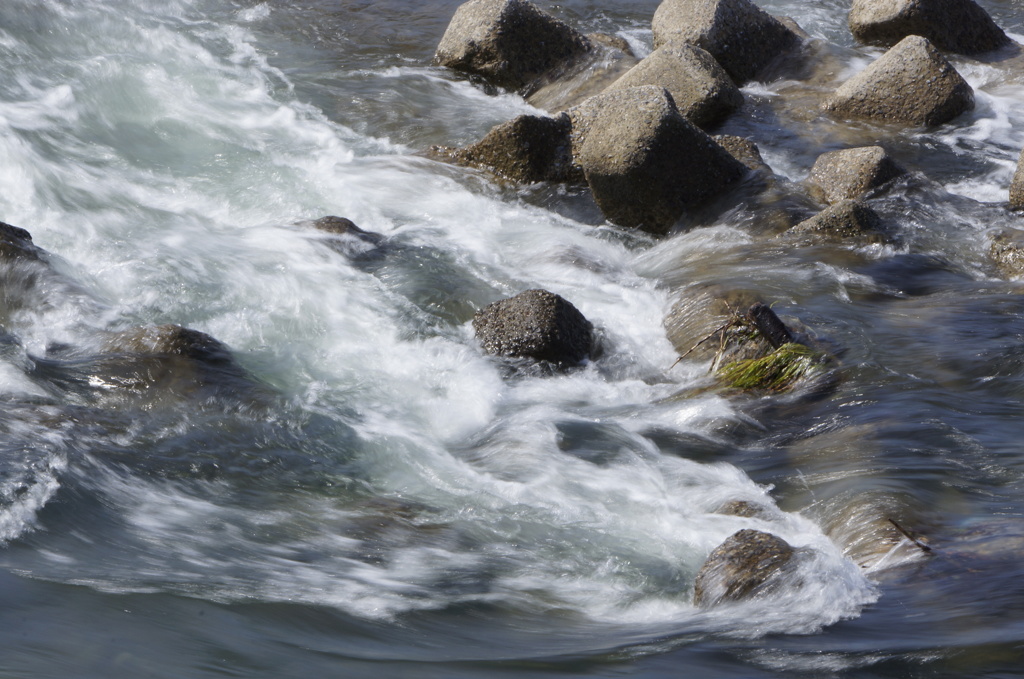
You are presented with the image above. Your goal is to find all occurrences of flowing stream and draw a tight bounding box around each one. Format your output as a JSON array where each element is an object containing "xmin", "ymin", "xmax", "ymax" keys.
[{"xmin": 1, "ymin": 0, "xmax": 1024, "ymax": 677}]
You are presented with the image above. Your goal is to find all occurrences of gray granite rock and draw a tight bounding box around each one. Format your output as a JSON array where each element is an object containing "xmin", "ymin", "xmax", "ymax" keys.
[
  {"xmin": 652, "ymin": 0, "xmax": 802, "ymax": 85},
  {"xmin": 473, "ymin": 289, "xmax": 594, "ymax": 365},
  {"xmin": 1011, "ymin": 148, "xmax": 1024, "ymax": 211},
  {"xmin": 434, "ymin": 0, "xmax": 592, "ymax": 92},
  {"xmin": 713, "ymin": 135, "xmax": 771, "ymax": 173},
  {"xmin": 575, "ymin": 86, "xmax": 746, "ymax": 233},
  {"xmin": 808, "ymin": 146, "xmax": 907, "ymax": 204},
  {"xmin": 990, "ymin": 228, "xmax": 1024, "ymax": 279},
  {"xmin": 604, "ymin": 43, "xmax": 742, "ymax": 129},
  {"xmin": 444, "ymin": 113, "xmax": 577, "ymax": 183},
  {"xmin": 693, "ymin": 529, "xmax": 795, "ymax": 607},
  {"xmin": 849, "ymin": 0, "xmax": 1010, "ymax": 54},
  {"xmin": 822, "ymin": 35, "xmax": 974, "ymax": 126},
  {"xmin": 788, "ymin": 200, "xmax": 890, "ymax": 244}
]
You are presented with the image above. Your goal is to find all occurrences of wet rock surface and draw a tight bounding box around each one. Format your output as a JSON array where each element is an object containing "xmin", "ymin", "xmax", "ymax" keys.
[
  {"xmin": 575, "ymin": 86, "xmax": 746, "ymax": 232},
  {"xmin": 441, "ymin": 113, "xmax": 576, "ymax": 183},
  {"xmin": 989, "ymin": 227, "xmax": 1024, "ymax": 279},
  {"xmin": 472, "ymin": 288, "xmax": 594, "ymax": 365},
  {"xmin": 712, "ymin": 135, "xmax": 771, "ymax": 173},
  {"xmin": 433, "ymin": 0, "xmax": 592, "ymax": 92},
  {"xmin": 787, "ymin": 200, "xmax": 890, "ymax": 243},
  {"xmin": 693, "ymin": 529, "xmax": 796, "ymax": 606},
  {"xmin": 849, "ymin": 0, "xmax": 1010, "ymax": 54},
  {"xmin": 604, "ymin": 43, "xmax": 742, "ymax": 129},
  {"xmin": 1011, "ymin": 148, "xmax": 1024, "ymax": 211},
  {"xmin": 822, "ymin": 35, "xmax": 975, "ymax": 126},
  {"xmin": 808, "ymin": 146, "xmax": 907, "ymax": 204},
  {"xmin": 651, "ymin": 0, "xmax": 802, "ymax": 85}
]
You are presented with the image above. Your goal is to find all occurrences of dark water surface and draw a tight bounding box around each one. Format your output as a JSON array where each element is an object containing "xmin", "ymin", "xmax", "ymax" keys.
[{"xmin": 1, "ymin": 0, "xmax": 1024, "ymax": 676}]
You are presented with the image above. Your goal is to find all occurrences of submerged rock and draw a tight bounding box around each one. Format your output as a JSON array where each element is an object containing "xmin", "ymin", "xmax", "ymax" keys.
[
  {"xmin": 441, "ymin": 113, "xmax": 577, "ymax": 183},
  {"xmin": 787, "ymin": 200, "xmax": 890, "ymax": 244},
  {"xmin": 603, "ymin": 43, "xmax": 742, "ymax": 129},
  {"xmin": 473, "ymin": 289, "xmax": 594, "ymax": 365},
  {"xmin": 808, "ymin": 146, "xmax": 907, "ymax": 204},
  {"xmin": 102, "ymin": 324, "xmax": 236, "ymax": 365},
  {"xmin": 433, "ymin": 0, "xmax": 592, "ymax": 92},
  {"xmin": 651, "ymin": 0, "xmax": 803, "ymax": 85},
  {"xmin": 693, "ymin": 529, "xmax": 795, "ymax": 606},
  {"xmin": 664, "ymin": 285, "xmax": 768, "ymax": 363},
  {"xmin": 822, "ymin": 35, "xmax": 974, "ymax": 126},
  {"xmin": 526, "ymin": 41, "xmax": 639, "ymax": 112},
  {"xmin": 575, "ymin": 86, "xmax": 746, "ymax": 233},
  {"xmin": 1011, "ymin": 149, "xmax": 1024, "ymax": 211},
  {"xmin": 849, "ymin": 0, "xmax": 1010, "ymax": 55}
]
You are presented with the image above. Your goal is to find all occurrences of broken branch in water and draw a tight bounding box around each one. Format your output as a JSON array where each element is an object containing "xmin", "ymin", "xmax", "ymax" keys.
[{"xmin": 888, "ymin": 518, "xmax": 933, "ymax": 554}]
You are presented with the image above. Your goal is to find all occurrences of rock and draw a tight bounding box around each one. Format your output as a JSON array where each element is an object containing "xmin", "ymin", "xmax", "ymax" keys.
[
  {"xmin": 604, "ymin": 43, "xmax": 743, "ymax": 129},
  {"xmin": 433, "ymin": 0, "xmax": 592, "ymax": 92},
  {"xmin": 55, "ymin": 324, "xmax": 270, "ymax": 406},
  {"xmin": 0, "ymin": 220, "xmax": 42, "ymax": 261},
  {"xmin": 575, "ymin": 86, "xmax": 746, "ymax": 233},
  {"xmin": 586, "ymin": 32, "xmax": 634, "ymax": 56},
  {"xmin": 526, "ymin": 45, "xmax": 638, "ymax": 112},
  {"xmin": 103, "ymin": 324, "xmax": 237, "ymax": 366},
  {"xmin": 664, "ymin": 285, "xmax": 767, "ymax": 363},
  {"xmin": 300, "ymin": 216, "xmax": 386, "ymax": 261},
  {"xmin": 712, "ymin": 135, "xmax": 771, "ymax": 173},
  {"xmin": 651, "ymin": 0, "xmax": 802, "ymax": 85},
  {"xmin": 990, "ymin": 228, "xmax": 1024, "ymax": 279},
  {"xmin": 849, "ymin": 0, "xmax": 1010, "ymax": 55},
  {"xmin": 1011, "ymin": 148, "xmax": 1024, "ymax": 211},
  {"xmin": 822, "ymin": 35, "xmax": 974, "ymax": 126},
  {"xmin": 787, "ymin": 200, "xmax": 890, "ymax": 243},
  {"xmin": 693, "ymin": 529, "xmax": 795, "ymax": 606},
  {"xmin": 808, "ymin": 146, "xmax": 907, "ymax": 204},
  {"xmin": 311, "ymin": 216, "xmax": 380, "ymax": 241},
  {"xmin": 444, "ymin": 113, "xmax": 577, "ymax": 183},
  {"xmin": 472, "ymin": 289, "xmax": 593, "ymax": 365},
  {"xmin": 716, "ymin": 500, "xmax": 772, "ymax": 519}
]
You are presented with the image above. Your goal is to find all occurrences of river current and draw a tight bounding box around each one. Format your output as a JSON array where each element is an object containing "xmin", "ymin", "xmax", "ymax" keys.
[{"xmin": 0, "ymin": 0, "xmax": 1023, "ymax": 677}]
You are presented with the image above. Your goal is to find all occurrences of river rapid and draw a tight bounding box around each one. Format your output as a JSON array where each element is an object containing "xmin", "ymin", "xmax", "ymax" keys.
[{"xmin": 0, "ymin": 0, "xmax": 1023, "ymax": 677}]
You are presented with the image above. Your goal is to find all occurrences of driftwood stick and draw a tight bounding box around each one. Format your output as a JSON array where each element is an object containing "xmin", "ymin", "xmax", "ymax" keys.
[
  {"xmin": 669, "ymin": 319, "xmax": 734, "ymax": 370},
  {"xmin": 747, "ymin": 303, "xmax": 794, "ymax": 349},
  {"xmin": 888, "ymin": 518, "xmax": 933, "ymax": 554}
]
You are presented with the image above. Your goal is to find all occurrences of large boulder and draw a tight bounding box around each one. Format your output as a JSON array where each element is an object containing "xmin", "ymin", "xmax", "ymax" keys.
[
  {"xmin": 472, "ymin": 289, "xmax": 594, "ymax": 365},
  {"xmin": 849, "ymin": 0, "xmax": 1010, "ymax": 55},
  {"xmin": 433, "ymin": 0, "xmax": 592, "ymax": 92},
  {"xmin": 603, "ymin": 43, "xmax": 743, "ymax": 129},
  {"xmin": 693, "ymin": 529, "xmax": 795, "ymax": 607},
  {"xmin": 822, "ymin": 35, "xmax": 974, "ymax": 126},
  {"xmin": 574, "ymin": 86, "xmax": 747, "ymax": 233},
  {"xmin": 786, "ymin": 200, "xmax": 890, "ymax": 244},
  {"xmin": 1011, "ymin": 148, "xmax": 1024, "ymax": 211},
  {"xmin": 807, "ymin": 146, "xmax": 907, "ymax": 204},
  {"xmin": 651, "ymin": 0, "xmax": 802, "ymax": 85},
  {"xmin": 441, "ymin": 113, "xmax": 577, "ymax": 183}
]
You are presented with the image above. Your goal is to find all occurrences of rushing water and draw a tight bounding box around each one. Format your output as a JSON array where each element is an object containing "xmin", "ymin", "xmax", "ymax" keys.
[{"xmin": 1, "ymin": 0, "xmax": 1024, "ymax": 676}]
